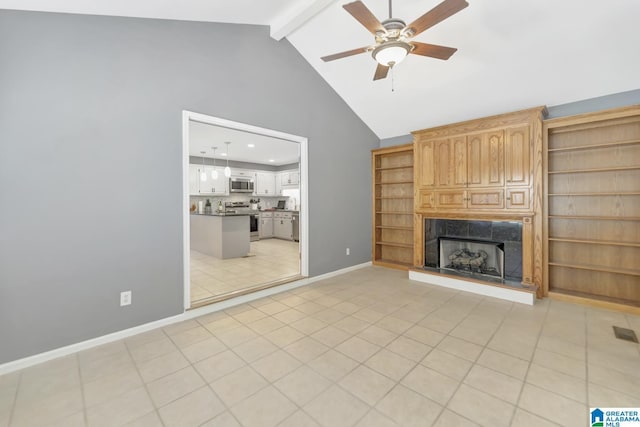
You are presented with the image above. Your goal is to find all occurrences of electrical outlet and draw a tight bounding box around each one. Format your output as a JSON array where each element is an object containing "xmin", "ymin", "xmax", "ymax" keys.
[
  {"xmin": 120, "ymin": 291, "xmax": 132, "ymax": 306},
  {"xmin": 346, "ymin": 248, "xmax": 350, "ymax": 256}
]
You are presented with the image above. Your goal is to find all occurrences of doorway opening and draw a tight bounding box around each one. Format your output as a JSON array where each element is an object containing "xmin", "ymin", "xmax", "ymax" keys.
[{"xmin": 182, "ymin": 111, "xmax": 309, "ymax": 309}]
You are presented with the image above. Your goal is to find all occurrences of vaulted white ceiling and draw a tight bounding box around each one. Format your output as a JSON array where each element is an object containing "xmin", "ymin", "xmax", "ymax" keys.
[{"xmin": 2, "ymin": 0, "xmax": 639, "ymax": 139}]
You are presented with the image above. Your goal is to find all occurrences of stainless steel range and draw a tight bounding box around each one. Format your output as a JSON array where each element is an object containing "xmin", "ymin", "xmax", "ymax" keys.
[{"xmin": 225, "ymin": 202, "xmax": 260, "ymax": 241}]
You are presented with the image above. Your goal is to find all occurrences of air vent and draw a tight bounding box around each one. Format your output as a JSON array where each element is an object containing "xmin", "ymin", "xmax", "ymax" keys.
[{"xmin": 612, "ymin": 326, "xmax": 639, "ymax": 343}]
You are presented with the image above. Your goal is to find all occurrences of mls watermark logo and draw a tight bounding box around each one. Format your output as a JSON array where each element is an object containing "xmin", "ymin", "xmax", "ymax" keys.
[{"xmin": 591, "ymin": 408, "xmax": 640, "ymax": 427}]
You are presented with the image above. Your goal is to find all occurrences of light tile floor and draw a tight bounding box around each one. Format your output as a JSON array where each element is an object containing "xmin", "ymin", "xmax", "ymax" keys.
[
  {"xmin": 2, "ymin": 266, "xmax": 640, "ymax": 427},
  {"xmin": 191, "ymin": 239, "xmax": 300, "ymax": 304}
]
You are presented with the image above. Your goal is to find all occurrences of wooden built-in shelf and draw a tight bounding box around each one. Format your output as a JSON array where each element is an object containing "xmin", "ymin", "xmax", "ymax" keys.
[
  {"xmin": 376, "ymin": 225, "xmax": 413, "ymax": 230},
  {"xmin": 548, "ymin": 138, "xmax": 640, "ymax": 152},
  {"xmin": 544, "ymin": 106, "xmax": 640, "ymax": 310},
  {"xmin": 376, "ymin": 211, "xmax": 414, "ymax": 215},
  {"xmin": 375, "ymin": 196, "xmax": 413, "ymax": 200},
  {"xmin": 549, "ymin": 262, "xmax": 640, "ymax": 277},
  {"xmin": 548, "ymin": 192, "xmax": 640, "ymax": 196},
  {"xmin": 376, "ymin": 180, "xmax": 415, "ymax": 185},
  {"xmin": 372, "ymin": 144, "xmax": 414, "ymax": 270},
  {"xmin": 548, "ymin": 165, "xmax": 640, "ymax": 174},
  {"xmin": 375, "ymin": 165, "xmax": 413, "ymax": 171},
  {"xmin": 548, "ymin": 237, "xmax": 640, "ymax": 248},
  {"xmin": 549, "ymin": 215, "xmax": 640, "ymax": 221},
  {"xmin": 375, "ymin": 241, "xmax": 413, "ymax": 248}
]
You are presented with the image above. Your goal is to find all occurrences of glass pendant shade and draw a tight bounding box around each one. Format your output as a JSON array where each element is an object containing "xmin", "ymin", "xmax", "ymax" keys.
[
  {"xmin": 210, "ymin": 147, "xmax": 219, "ymax": 180},
  {"xmin": 199, "ymin": 151, "xmax": 207, "ymax": 181},
  {"xmin": 224, "ymin": 141, "xmax": 231, "ymax": 178},
  {"xmin": 373, "ymin": 42, "xmax": 410, "ymax": 66}
]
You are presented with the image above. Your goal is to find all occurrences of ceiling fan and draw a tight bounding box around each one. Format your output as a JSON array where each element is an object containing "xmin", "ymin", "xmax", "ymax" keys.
[{"xmin": 321, "ymin": 0, "xmax": 469, "ymax": 80}]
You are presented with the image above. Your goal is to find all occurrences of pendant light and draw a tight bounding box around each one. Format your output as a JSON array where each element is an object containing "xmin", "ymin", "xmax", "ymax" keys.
[
  {"xmin": 210, "ymin": 147, "xmax": 219, "ymax": 180},
  {"xmin": 199, "ymin": 151, "xmax": 207, "ymax": 181},
  {"xmin": 224, "ymin": 141, "xmax": 231, "ymax": 178}
]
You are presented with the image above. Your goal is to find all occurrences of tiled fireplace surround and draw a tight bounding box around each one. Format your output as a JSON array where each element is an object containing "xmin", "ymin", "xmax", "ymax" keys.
[
  {"xmin": 411, "ymin": 216, "xmax": 537, "ymax": 305},
  {"xmin": 424, "ymin": 219, "xmax": 523, "ymax": 282}
]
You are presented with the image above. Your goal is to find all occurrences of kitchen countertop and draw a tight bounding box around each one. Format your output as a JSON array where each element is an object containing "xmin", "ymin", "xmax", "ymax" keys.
[
  {"xmin": 191, "ymin": 212, "xmax": 252, "ymax": 217},
  {"xmin": 259, "ymin": 210, "xmax": 299, "ymax": 213}
]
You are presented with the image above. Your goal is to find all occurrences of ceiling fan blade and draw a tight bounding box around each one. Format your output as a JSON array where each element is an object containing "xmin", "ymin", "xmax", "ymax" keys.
[
  {"xmin": 410, "ymin": 42, "xmax": 457, "ymax": 60},
  {"xmin": 343, "ymin": 1, "xmax": 386, "ymax": 36},
  {"xmin": 321, "ymin": 46, "xmax": 370, "ymax": 62},
  {"xmin": 404, "ymin": 0, "xmax": 468, "ymax": 37},
  {"xmin": 373, "ymin": 63, "xmax": 389, "ymax": 80}
]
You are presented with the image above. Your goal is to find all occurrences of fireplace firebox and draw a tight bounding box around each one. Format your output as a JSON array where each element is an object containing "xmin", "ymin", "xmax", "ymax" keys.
[{"xmin": 439, "ymin": 237, "xmax": 505, "ymax": 278}]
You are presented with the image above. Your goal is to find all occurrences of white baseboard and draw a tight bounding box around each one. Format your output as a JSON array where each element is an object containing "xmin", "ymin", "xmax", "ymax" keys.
[
  {"xmin": 408, "ymin": 270, "xmax": 536, "ymax": 306},
  {"xmin": 0, "ymin": 261, "xmax": 371, "ymax": 375}
]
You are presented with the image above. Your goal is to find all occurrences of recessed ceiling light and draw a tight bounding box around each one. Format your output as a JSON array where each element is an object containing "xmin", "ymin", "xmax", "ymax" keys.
[
  {"xmin": 220, "ymin": 153, "xmax": 227, "ymax": 156},
  {"xmin": 247, "ymin": 144, "xmax": 255, "ymax": 148},
  {"xmin": 269, "ymin": 159, "xmax": 275, "ymax": 162}
]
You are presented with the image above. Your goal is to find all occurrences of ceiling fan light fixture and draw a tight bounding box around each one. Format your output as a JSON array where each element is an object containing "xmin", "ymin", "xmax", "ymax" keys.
[{"xmin": 372, "ymin": 41, "xmax": 410, "ymax": 67}]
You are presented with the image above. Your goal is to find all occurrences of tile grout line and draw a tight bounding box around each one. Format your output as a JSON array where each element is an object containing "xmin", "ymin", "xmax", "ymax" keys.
[
  {"xmin": 74, "ymin": 353, "xmax": 90, "ymax": 427},
  {"xmin": 509, "ymin": 297, "xmax": 551, "ymax": 425},
  {"xmin": 5, "ymin": 370, "xmax": 22, "ymax": 427},
  {"xmin": 427, "ymin": 294, "xmax": 501, "ymax": 427},
  {"xmin": 124, "ymin": 331, "xmax": 168, "ymax": 427}
]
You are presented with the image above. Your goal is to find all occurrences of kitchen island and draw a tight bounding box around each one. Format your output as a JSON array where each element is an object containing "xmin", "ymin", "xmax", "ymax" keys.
[{"xmin": 190, "ymin": 212, "xmax": 250, "ymax": 259}]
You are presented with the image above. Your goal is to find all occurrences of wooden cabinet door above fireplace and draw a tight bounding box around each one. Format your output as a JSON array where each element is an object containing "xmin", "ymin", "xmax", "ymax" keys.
[{"xmin": 418, "ymin": 189, "xmax": 506, "ymax": 211}]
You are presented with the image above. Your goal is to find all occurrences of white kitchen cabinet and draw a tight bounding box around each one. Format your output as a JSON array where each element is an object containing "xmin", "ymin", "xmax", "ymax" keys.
[
  {"xmin": 280, "ymin": 171, "xmax": 299, "ymax": 187},
  {"xmin": 274, "ymin": 212, "xmax": 293, "ymax": 240},
  {"xmin": 189, "ymin": 164, "xmax": 227, "ymax": 195},
  {"xmin": 259, "ymin": 212, "xmax": 274, "ymax": 239},
  {"xmin": 201, "ymin": 166, "xmax": 227, "ymax": 195},
  {"xmin": 256, "ymin": 171, "xmax": 276, "ymax": 196},
  {"xmin": 189, "ymin": 164, "xmax": 200, "ymax": 195}
]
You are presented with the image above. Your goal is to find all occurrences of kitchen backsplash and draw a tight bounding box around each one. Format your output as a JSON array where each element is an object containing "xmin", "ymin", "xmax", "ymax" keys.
[{"xmin": 189, "ymin": 194, "xmax": 292, "ymax": 210}]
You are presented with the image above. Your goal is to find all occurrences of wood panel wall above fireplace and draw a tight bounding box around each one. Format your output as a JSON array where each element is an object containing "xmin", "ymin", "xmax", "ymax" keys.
[{"xmin": 411, "ymin": 107, "xmax": 546, "ymax": 293}]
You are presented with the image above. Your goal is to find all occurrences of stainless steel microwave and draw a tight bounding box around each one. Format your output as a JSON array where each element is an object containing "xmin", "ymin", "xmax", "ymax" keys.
[{"xmin": 229, "ymin": 177, "xmax": 254, "ymax": 193}]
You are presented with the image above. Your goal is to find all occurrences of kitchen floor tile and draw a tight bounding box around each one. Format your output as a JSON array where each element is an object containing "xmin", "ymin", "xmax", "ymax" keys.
[
  {"xmin": 4, "ymin": 266, "xmax": 640, "ymax": 427},
  {"xmin": 463, "ymin": 364, "xmax": 523, "ymax": 404},
  {"xmin": 158, "ymin": 386, "xmax": 225, "ymax": 427},
  {"xmin": 303, "ymin": 385, "xmax": 369, "ymax": 427},
  {"xmin": 401, "ymin": 364, "xmax": 459, "ymax": 405},
  {"xmin": 335, "ymin": 336, "xmax": 381, "ymax": 362},
  {"xmin": 339, "ymin": 365, "xmax": 395, "ymax": 405},
  {"xmin": 251, "ymin": 349, "xmax": 301, "ymax": 382},
  {"xmin": 230, "ymin": 386, "xmax": 296, "ymax": 427},
  {"xmin": 376, "ymin": 385, "xmax": 443, "ymax": 427},
  {"xmin": 274, "ymin": 366, "xmax": 332, "ymax": 406},
  {"xmin": 307, "ymin": 349, "xmax": 359, "ymax": 382},
  {"xmin": 365, "ymin": 348, "xmax": 416, "ymax": 381},
  {"xmin": 448, "ymin": 384, "xmax": 515, "ymax": 427},
  {"xmin": 85, "ymin": 387, "xmax": 154, "ymax": 427},
  {"xmin": 193, "ymin": 349, "xmax": 245, "ymax": 383},
  {"xmin": 146, "ymin": 366, "xmax": 205, "ymax": 407},
  {"xmin": 210, "ymin": 366, "xmax": 268, "ymax": 406}
]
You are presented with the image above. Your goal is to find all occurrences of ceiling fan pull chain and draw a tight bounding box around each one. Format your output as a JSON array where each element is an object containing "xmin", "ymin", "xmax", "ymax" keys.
[{"xmin": 391, "ymin": 66, "xmax": 395, "ymax": 92}]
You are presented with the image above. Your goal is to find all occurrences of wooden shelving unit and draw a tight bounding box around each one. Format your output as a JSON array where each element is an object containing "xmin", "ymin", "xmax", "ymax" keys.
[
  {"xmin": 372, "ymin": 144, "xmax": 414, "ymax": 269},
  {"xmin": 544, "ymin": 106, "xmax": 640, "ymax": 308}
]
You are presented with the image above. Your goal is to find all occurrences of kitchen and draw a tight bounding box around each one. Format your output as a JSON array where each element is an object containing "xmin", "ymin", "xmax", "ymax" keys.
[{"xmin": 187, "ymin": 120, "xmax": 302, "ymax": 307}]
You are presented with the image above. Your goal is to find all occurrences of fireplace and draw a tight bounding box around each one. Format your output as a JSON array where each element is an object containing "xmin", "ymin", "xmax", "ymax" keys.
[
  {"xmin": 439, "ymin": 237, "xmax": 505, "ymax": 278},
  {"xmin": 425, "ymin": 219, "xmax": 523, "ymax": 282}
]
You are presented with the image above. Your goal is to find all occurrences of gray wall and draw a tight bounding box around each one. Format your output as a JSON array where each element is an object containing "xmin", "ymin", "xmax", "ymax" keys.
[
  {"xmin": 379, "ymin": 88, "xmax": 640, "ymax": 148},
  {"xmin": 379, "ymin": 134, "xmax": 413, "ymax": 148},
  {"xmin": 546, "ymin": 88, "xmax": 640, "ymax": 119},
  {"xmin": 0, "ymin": 10, "xmax": 378, "ymax": 363}
]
